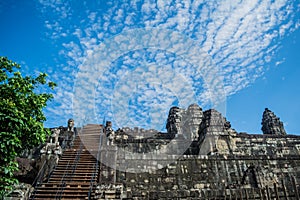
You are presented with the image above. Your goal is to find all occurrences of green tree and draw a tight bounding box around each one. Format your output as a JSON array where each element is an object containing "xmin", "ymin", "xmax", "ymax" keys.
[{"xmin": 0, "ymin": 57, "xmax": 56, "ymax": 196}]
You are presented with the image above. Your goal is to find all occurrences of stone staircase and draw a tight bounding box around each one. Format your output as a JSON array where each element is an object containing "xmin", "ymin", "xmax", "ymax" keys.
[{"xmin": 30, "ymin": 124, "xmax": 102, "ymax": 200}]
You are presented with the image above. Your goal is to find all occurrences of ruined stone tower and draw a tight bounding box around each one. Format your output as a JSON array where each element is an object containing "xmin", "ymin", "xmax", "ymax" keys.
[{"xmin": 261, "ymin": 108, "xmax": 286, "ymax": 135}]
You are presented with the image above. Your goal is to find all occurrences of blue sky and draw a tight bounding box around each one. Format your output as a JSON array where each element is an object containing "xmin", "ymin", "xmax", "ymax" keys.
[{"xmin": 0, "ymin": 0, "xmax": 299, "ymax": 134}]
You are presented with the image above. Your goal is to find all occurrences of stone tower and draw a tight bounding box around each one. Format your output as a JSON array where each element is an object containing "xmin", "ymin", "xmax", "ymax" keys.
[
  {"xmin": 184, "ymin": 104, "xmax": 203, "ymax": 140},
  {"xmin": 166, "ymin": 104, "xmax": 203, "ymax": 141},
  {"xmin": 166, "ymin": 106, "xmax": 185, "ymax": 135},
  {"xmin": 197, "ymin": 109, "xmax": 233, "ymax": 155},
  {"xmin": 261, "ymin": 108, "xmax": 286, "ymax": 135}
]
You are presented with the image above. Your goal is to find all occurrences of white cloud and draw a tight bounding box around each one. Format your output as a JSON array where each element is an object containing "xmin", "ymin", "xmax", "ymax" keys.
[{"xmin": 39, "ymin": 0, "xmax": 299, "ymax": 129}]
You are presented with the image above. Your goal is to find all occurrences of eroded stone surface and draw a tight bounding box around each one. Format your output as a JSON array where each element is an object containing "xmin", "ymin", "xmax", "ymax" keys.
[
  {"xmin": 95, "ymin": 105, "xmax": 299, "ymax": 199},
  {"xmin": 18, "ymin": 105, "xmax": 300, "ymax": 199},
  {"xmin": 262, "ymin": 108, "xmax": 286, "ymax": 135}
]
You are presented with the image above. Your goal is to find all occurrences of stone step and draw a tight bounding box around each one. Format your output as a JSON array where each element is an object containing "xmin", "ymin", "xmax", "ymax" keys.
[{"xmin": 30, "ymin": 124, "xmax": 103, "ymax": 200}]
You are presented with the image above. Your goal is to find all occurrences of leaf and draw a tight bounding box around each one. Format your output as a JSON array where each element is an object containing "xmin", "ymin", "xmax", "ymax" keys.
[{"xmin": 0, "ymin": 56, "xmax": 56, "ymax": 194}]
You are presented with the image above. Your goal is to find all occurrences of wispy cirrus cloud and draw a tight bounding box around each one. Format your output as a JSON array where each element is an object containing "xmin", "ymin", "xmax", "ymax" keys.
[{"xmin": 38, "ymin": 0, "xmax": 299, "ymax": 130}]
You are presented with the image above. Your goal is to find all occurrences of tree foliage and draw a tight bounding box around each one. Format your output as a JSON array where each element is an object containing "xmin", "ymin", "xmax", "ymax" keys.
[{"xmin": 0, "ymin": 57, "xmax": 56, "ymax": 196}]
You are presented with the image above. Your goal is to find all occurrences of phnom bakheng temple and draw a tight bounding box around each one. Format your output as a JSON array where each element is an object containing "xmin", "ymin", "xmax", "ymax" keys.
[{"xmin": 8, "ymin": 104, "xmax": 300, "ymax": 199}]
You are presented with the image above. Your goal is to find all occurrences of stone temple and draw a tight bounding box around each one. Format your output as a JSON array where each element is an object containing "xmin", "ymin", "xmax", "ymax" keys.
[{"xmin": 8, "ymin": 104, "xmax": 300, "ymax": 199}]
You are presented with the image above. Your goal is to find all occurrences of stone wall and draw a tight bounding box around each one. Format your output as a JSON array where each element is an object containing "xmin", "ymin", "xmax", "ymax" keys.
[
  {"xmin": 132, "ymin": 156, "xmax": 299, "ymax": 199},
  {"xmin": 96, "ymin": 131, "xmax": 300, "ymax": 199},
  {"xmin": 94, "ymin": 105, "xmax": 300, "ymax": 199},
  {"xmin": 96, "ymin": 153, "xmax": 300, "ymax": 199}
]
